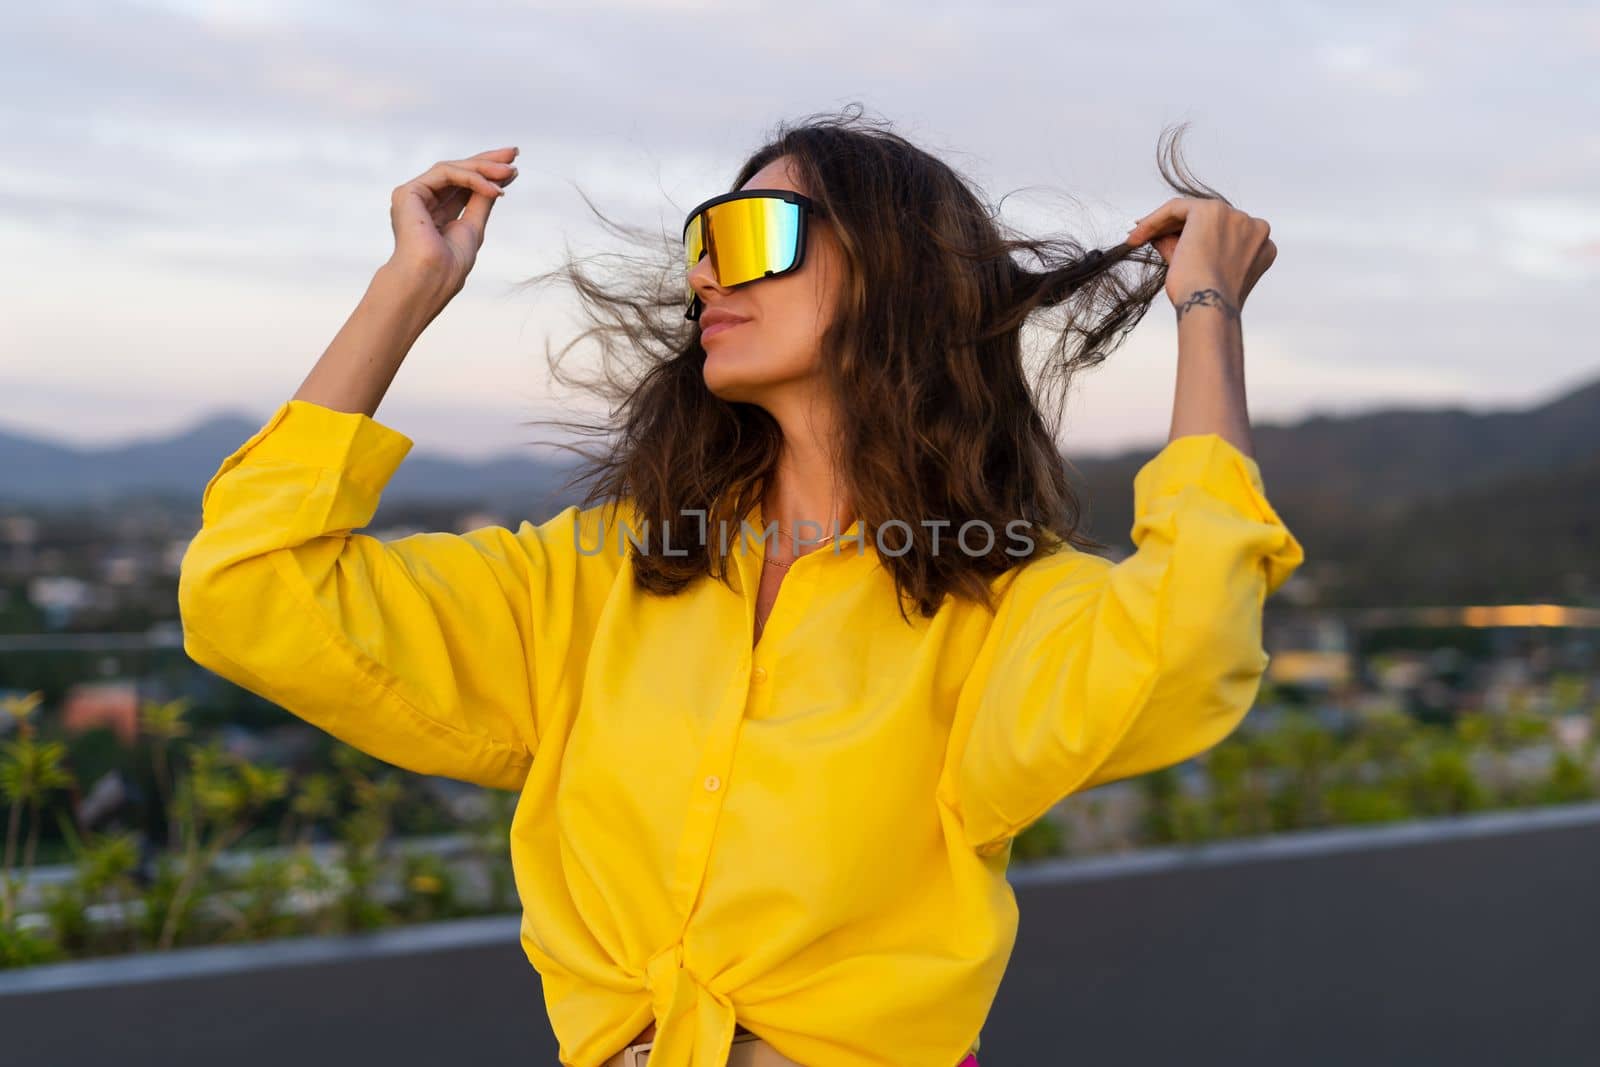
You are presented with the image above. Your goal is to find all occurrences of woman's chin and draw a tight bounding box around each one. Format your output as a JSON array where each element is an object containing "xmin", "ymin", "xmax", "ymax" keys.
[{"xmin": 702, "ymin": 353, "xmax": 768, "ymax": 399}]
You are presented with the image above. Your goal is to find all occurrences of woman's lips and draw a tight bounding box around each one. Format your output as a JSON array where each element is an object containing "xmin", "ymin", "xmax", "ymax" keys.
[{"xmin": 701, "ymin": 319, "xmax": 748, "ymax": 340}]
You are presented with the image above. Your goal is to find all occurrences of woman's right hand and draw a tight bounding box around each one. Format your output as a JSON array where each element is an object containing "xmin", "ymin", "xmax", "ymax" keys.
[{"xmin": 386, "ymin": 146, "xmax": 520, "ymax": 301}]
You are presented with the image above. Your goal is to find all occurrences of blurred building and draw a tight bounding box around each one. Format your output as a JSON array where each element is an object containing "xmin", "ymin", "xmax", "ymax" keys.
[
  {"xmin": 61, "ymin": 680, "xmax": 140, "ymax": 746},
  {"xmin": 28, "ymin": 574, "xmax": 97, "ymax": 628},
  {"xmin": 0, "ymin": 514, "xmax": 39, "ymax": 573},
  {"xmin": 1266, "ymin": 611, "xmax": 1354, "ymax": 689}
]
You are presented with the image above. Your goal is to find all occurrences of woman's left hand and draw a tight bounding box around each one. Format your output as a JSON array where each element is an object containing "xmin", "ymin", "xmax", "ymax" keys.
[{"xmin": 1125, "ymin": 198, "xmax": 1276, "ymax": 315}]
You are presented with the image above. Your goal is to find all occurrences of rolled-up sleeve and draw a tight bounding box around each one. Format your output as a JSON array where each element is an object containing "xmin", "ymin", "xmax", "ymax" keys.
[
  {"xmin": 942, "ymin": 432, "xmax": 1306, "ymax": 856},
  {"xmin": 177, "ymin": 399, "xmax": 625, "ymax": 792}
]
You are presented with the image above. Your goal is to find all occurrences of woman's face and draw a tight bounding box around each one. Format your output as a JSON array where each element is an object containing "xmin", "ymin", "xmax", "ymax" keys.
[{"xmin": 690, "ymin": 156, "xmax": 845, "ymax": 404}]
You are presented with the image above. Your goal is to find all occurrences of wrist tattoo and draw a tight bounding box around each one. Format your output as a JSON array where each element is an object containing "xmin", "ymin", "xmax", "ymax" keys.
[{"xmin": 1175, "ymin": 288, "xmax": 1240, "ymax": 324}]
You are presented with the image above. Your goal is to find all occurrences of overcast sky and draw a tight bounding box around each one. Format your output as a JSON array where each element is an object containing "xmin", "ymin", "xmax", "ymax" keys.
[{"xmin": 2, "ymin": 1, "xmax": 1596, "ymax": 460}]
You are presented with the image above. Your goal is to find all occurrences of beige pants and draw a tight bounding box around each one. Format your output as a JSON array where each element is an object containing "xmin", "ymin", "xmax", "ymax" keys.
[{"xmin": 601, "ymin": 1028, "xmax": 804, "ymax": 1067}]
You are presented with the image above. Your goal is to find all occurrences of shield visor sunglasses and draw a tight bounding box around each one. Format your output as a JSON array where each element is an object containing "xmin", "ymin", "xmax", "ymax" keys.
[{"xmin": 682, "ymin": 189, "xmax": 818, "ymax": 322}]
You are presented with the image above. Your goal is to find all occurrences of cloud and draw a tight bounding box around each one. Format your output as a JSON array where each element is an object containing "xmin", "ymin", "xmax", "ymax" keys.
[{"xmin": 0, "ymin": 1, "xmax": 1594, "ymax": 455}]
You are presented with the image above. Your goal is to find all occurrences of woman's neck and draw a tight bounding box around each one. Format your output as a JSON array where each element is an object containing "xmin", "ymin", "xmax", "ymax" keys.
[{"xmin": 762, "ymin": 396, "xmax": 853, "ymax": 545}]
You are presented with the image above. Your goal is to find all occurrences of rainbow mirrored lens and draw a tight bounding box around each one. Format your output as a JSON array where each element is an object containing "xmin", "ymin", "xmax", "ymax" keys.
[{"xmin": 683, "ymin": 193, "xmax": 804, "ymax": 317}]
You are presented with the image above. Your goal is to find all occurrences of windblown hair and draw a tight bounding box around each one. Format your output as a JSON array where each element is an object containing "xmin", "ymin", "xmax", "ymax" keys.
[{"xmin": 516, "ymin": 103, "xmax": 1231, "ymax": 620}]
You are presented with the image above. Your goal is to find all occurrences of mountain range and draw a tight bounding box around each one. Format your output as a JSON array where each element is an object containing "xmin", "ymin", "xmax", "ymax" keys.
[
  {"xmin": 1068, "ymin": 371, "xmax": 1600, "ymax": 607},
  {"xmin": 0, "ymin": 410, "xmax": 584, "ymax": 515},
  {"xmin": 3, "ymin": 371, "xmax": 1596, "ymax": 606}
]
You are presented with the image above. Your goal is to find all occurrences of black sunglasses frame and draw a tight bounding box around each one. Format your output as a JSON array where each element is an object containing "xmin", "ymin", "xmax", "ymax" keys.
[{"xmin": 682, "ymin": 188, "xmax": 820, "ymax": 322}]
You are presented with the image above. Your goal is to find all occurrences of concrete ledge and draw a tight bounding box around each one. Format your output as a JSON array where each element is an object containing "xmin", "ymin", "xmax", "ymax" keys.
[
  {"xmin": 1008, "ymin": 798, "xmax": 1600, "ymax": 887},
  {"xmin": 0, "ymin": 913, "xmax": 522, "ymax": 997}
]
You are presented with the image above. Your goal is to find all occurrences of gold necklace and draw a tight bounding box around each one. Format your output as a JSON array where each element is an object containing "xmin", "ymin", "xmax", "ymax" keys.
[
  {"xmin": 761, "ymin": 509, "xmax": 841, "ymax": 567},
  {"xmin": 761, "ymin": 533, "xmax": 835, "ymax": 570},
  {"xmin": 776, "ymin": 527, "xmax": 838, "ymax": 548}
]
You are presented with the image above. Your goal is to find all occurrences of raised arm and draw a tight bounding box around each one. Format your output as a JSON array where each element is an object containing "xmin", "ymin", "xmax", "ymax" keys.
[
  {"xmin": 178, "ymin": 146, "xmax": 629, "ymax": 790},
  {"xmin": 939, "ymin": 195, "xmax": 1298, "ymax": 855}
]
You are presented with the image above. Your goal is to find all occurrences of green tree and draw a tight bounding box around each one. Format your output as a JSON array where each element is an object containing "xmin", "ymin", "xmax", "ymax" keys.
[
  {"xmin": 156, "ymin": 742, "xmax": 287, "ymax": 950},
  {"xmin": 140, "ymin": 697, "xmax": 191, "ymax": 854},
  {"xmin": 1, "ymin": 690, "xmax": 76, "ymax": 927}
]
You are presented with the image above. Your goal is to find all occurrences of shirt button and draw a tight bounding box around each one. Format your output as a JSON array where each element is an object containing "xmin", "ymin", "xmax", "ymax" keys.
[
  {"xmin": 704, "ymin": 775, "xmax": 721, "ymax": 791},
  {"xmin": 751, "ymin": 666, "xmax": 768, "ymax": 684}
]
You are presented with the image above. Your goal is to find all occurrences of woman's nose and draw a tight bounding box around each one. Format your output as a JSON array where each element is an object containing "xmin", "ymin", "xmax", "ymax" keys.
[{"xmin": 688, "ymin": 251, "xmax": 724, "ymax": 298}]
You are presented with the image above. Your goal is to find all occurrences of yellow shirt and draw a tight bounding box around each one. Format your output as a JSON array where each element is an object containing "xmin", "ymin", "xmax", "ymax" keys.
[{"xmin": 178, "ymin": 399, "xmax": 1305, "ymax": 1067}]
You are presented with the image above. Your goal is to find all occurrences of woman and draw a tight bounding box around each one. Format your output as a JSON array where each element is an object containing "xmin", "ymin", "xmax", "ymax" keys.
[{"xmin": 179, "ymin": 106, "xmax": 1304, "ymax": 1067}]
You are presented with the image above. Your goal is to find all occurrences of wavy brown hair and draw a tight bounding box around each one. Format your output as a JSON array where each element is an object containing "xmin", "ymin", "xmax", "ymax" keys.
[{"xmin": 516, "ymin": 103, "xmax": 1231, "ymax": 621}]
